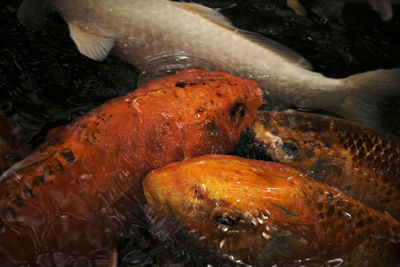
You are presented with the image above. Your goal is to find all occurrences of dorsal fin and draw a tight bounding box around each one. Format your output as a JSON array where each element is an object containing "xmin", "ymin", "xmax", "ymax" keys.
[
  {"xmin": 173, "ymin": 2, "xmax": 312, "ymax": 70},
  {"xmin": 172, "ymin": 2, "xmax": 234, "ymax": 29},
  {"xmin": 238, "ymin": 30, "xmax": 313, "ymax": 70}
]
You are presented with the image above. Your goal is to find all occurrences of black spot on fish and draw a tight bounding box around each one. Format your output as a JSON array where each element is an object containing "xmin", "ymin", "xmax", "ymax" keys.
[
  {"xmin": 190, "ymin": 82, "xmax": 196, "ymax": 86},
  {"xmin": 327, "ymin": 205, "xmax": 335, "ymax": 218},
  {"xmin": 355, "ymin": 220, "xmax": 365, "ymax": 229},
  {"xmin": 366, "ymin": 217, "xmax": 374, "ymax": 224},
  {"xmin": 60, "ymin": 148, "xmax": 75, "ymax": 162},
  {"xmin": 270, "ymin": 202, "xmax": 297, "ymax": 217},
  {"xmin": 12, "ymin": 194, "xmax": 24, "ymax": 207},
  {"xmin": 75, "ymin": 179, "xmax": 80, "ymax": 185},
  {"xmin": 175, "ymin": 82, "xmax": 186, "ymax": 88},
  {"xmin": 230, "ymin": 102, "xmax": 246, "ymax": 118}
]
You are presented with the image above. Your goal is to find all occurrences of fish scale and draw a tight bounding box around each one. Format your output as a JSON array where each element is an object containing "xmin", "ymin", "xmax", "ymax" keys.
[
  {"xmin": 249, "ymin": 109, "xmax": 400, "ymax": 220},
  {"xmin": 0, "ymin": 69, "xmax": 262, "ymax": 266}
]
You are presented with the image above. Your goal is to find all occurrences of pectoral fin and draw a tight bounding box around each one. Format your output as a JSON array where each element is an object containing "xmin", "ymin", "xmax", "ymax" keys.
[{"xmin": 68, "ymin": 23, "xmax": 114, "ymax": 61}]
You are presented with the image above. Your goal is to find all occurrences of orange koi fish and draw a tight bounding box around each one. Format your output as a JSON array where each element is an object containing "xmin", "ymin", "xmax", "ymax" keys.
[
  {"xmin": 0, "ymin": 69, "xmax": 262, "ymax": 266},
  {"xmin": 249, "ymin": 110, "xmax": 400, "ymax": 220},
  {"xmin": 143, "ymin": 154, "xmax": 400, "ymax": 266}
]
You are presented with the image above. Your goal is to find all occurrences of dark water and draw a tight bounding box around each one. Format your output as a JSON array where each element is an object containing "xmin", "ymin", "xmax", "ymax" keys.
[{"xmin": 0, "ymin": 0, "xmax": 400, "ymax": 266}]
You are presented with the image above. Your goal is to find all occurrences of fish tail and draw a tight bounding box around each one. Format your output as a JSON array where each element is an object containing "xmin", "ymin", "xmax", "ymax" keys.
[{"xmin": 332, "ymin": 68, "xmax": 400, "ymax": 129}]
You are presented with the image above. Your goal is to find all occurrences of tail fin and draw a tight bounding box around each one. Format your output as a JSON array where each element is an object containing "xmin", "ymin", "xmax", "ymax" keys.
[{"xmin": 331, "ymin": 68, "xmax": 400, "ymax": 129}]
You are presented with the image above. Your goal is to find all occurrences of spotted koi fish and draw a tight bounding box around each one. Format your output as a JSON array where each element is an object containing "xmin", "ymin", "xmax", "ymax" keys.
[
  {"xmin": 143, "ymin": 154, "xmax": 400, "ymax": 266},
  {"xmin": 0, "ymin": 69, "xmax": 262, "ymax": 266},
  {"xmin": 248, "ymin": 109, "xmax": 400, "ymax": 220}
]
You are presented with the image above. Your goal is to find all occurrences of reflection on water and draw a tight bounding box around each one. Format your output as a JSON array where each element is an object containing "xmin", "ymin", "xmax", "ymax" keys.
[{"xmin": 0, "ymin": 0, "xmax": 399, "ymax": 266}]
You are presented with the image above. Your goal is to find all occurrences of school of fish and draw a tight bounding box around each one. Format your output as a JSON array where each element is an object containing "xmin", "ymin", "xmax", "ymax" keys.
[{"xmin": 1, "ymin": 0, "xmax": 398, "ymax": 266}]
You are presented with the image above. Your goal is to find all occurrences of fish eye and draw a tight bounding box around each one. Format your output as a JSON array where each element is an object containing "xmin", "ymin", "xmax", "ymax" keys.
[
  {"xmin": 211, "ymin": 207, "xmax": 240, "ymax": 227},
  {"xmin": 215, "ymin": 215, "xmax": 236, "ymax": 227},
  {"xmin": 282, "ymin": 138, "xmax": 299, "ymax": 155}
]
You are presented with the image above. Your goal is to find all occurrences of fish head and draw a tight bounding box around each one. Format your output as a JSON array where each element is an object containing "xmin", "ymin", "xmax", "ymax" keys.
[
  {"xmin": 251, "ymin": 110, "xmax": 339, "ymax": 172},
  {"xmin": 143, "ymin": 155, "xmax": 317, "ymax": 265}
]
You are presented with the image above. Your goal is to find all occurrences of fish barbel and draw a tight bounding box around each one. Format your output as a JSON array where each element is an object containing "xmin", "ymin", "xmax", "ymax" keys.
[
  {"xmin": 17, "ymin": 0, "xmax": 400, "ymax": 128},
  {"xmin": 143, "ymin": 154, "xmax": 400, "ymax": 266},
  {"xmin": 0, "ymin": 69, "xmax": 262, "ymax": 266},
  {"xmin": 248, "ymin": 110, "xmax": 400, "ymax": 220}
]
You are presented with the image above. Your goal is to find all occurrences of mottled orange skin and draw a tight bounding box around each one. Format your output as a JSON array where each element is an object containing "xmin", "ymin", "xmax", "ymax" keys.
[
  {"xmin": 251, "ymin": 109, "xmax": 400, "ymax": 220},
  {"xmin": 0, "ymin": 111, "xmax": 30, "ymax": 174},
  {"xmin": 143, "ymin": 155, "xmax": 400, "ymax": 266},
  {"xmin": 0, "ymin": 69, "xmax": 262, "ymax": 266}
]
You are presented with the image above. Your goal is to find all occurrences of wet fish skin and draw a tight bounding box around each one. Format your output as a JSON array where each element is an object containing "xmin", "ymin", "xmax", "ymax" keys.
[
  {"xmin": 0, "ymin": 111, "xmax": 30, "ymax": 174},
  {"xmin": 249, "ymin": 109, "xmax": 400, "ymax": 221},
  {"xmin": 0, "ymin": 69, "xmax": 262, "ymax": 266},
  {"xmin": 143, "ymin": 154, "xmax": 400, "ymax": 266},
  {"xmin": 18, "ymin": 0, "xmax": 400, "ymax": 127}
]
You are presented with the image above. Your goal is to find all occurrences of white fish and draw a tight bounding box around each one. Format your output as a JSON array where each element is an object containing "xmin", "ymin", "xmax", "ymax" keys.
[{"xmin": 18, "ymin": 0, "xmax": 400, "ymax": 128}]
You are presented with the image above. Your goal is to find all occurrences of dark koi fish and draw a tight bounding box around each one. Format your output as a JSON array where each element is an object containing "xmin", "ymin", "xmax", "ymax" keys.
[
  {"xmin": 0, "ymin": 69, "xmax": 262, "ymax": 266},
  {"xmin": 143, "ymin": 154, "xmax": 400, "ymax": 266},
  {"xmin": 249, "ymin": 110, "xmax": 400, "ymax": 220}
]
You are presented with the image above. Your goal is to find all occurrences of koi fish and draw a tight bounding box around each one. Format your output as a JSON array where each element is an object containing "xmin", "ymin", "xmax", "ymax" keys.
[
  {"xmin": 0, "ymin": 69, "xmax": 262, "ymax": 266},
  {"xmin": 248, "ymin": 109, "xmax": 400, "ymax": 221},
  {"xmin": 17, "ymin": 0, "xmax": 400, "ymax": 128},
  {"xmin": 143, "ymin": 154, "xmax": 400, "ymax": 266},
  {"xmin": 0, "ymin": 111, "xmax": 30, "ymax": 174}
]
